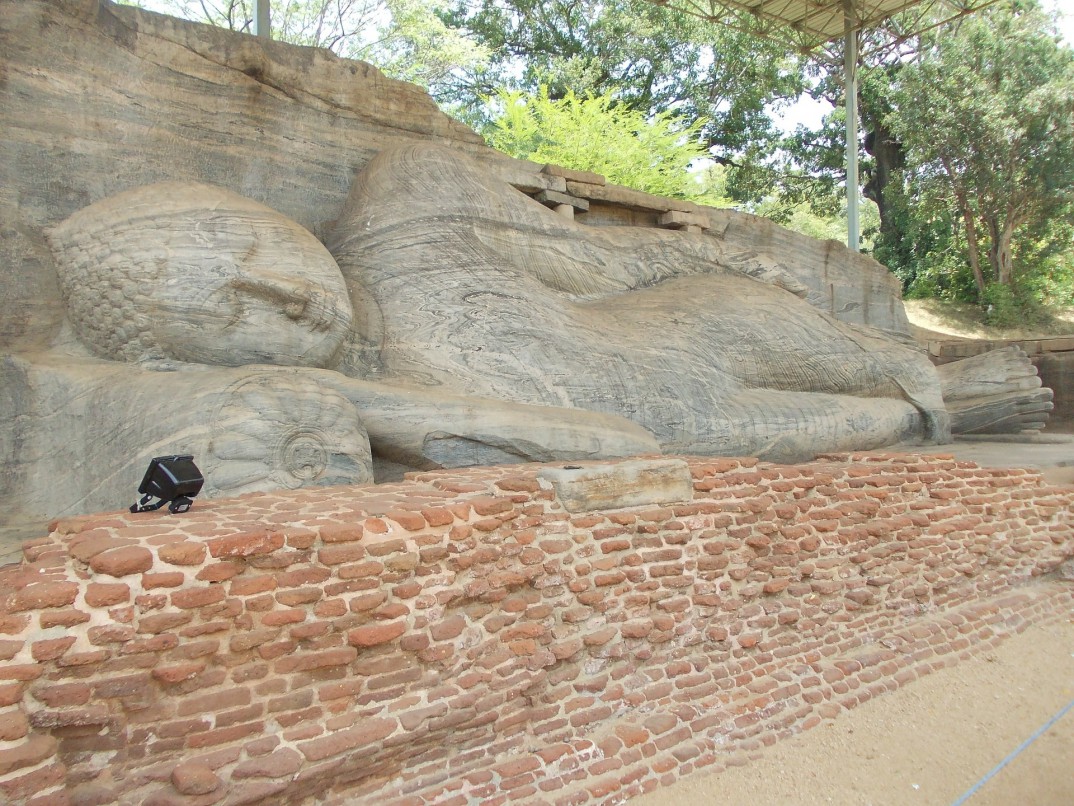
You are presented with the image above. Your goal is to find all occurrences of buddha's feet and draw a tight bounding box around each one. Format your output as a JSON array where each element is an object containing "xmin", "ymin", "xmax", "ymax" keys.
[{"xmin": 938, "ymin": 346, "xmax": 1054, "ymax": 434}]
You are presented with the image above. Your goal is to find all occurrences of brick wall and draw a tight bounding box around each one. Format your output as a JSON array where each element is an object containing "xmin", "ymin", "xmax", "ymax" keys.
[{"xmin": 1, "ymin": 453, "xmax": 1072, "ymax": 805}]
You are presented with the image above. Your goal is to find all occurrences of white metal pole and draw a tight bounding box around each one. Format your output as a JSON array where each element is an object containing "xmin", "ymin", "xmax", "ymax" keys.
[
  {"xmin": 253, "ymin": 0, "xmax": 271, "ymax": 38},
  {"xmin": 844, "ymin": 0, "xmax": 860, "ymax": 252}
]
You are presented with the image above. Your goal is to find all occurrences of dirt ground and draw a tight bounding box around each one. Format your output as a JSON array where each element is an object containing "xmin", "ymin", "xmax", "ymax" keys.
[{"xmin": 629, "ymin": 617, "xmax": 1074, "ymax": 806}]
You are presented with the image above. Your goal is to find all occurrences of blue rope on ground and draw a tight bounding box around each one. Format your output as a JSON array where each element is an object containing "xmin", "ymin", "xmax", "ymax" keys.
[{"xmin": 949, "ymin": 696, "xmax": 1074, "ymax": 805}]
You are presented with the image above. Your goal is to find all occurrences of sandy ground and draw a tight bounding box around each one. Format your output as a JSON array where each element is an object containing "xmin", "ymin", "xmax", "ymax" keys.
[{"xmin": 629, "ymin": 617, "xmax": 1074, "ymax": 806}]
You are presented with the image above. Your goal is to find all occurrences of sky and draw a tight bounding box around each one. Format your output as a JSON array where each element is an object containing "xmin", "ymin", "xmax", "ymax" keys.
[{"xmin": 1057, "ymin": 0, "xmax": 1074, "ymax": 43}]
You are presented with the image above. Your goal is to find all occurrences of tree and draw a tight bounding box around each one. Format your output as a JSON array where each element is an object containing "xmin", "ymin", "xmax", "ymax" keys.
[
  {"xmin": 120, "ymin": 0, "xmax": 490, "ymax": 96},
  {"xmin": 485, "ymin": 88, "xmax": 728, "ymax": 205},
  {"xmin": 440, "ymin": 0, "xmax": 806, "ymax": 161},
  {"xmin": 887, "ymin": 1, "xmax": 1074, "ymax": 297},
  {"xmin": 122, "ymin": 1, "xmax": 381, "ymax": 46}
]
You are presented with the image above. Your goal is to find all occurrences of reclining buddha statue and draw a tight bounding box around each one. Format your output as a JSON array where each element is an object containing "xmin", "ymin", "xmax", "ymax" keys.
[{"xmin": 2, "ymin": 142, "xmax": 1051, "ymax": 526}]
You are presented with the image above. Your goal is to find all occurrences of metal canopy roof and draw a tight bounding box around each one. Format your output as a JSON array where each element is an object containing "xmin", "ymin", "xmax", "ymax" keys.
[
  {"xmin": 648, "ymin": 0, "xmax": 1000, "ymax": 54},
  {"xmin": 642, "ymin": 0, "xmax": 999, "ymax": 251}
]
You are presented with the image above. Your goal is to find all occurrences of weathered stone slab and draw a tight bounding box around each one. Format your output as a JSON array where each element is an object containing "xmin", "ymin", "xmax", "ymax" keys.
[
  {"xmin": 657, "ymin": 210, "xmax": 709, "ymax": 231},
  {"xmin": 534, "ymin": 189, "xmax": 590, "ymax": 211},
  {"xmin": 541, "ymin": 163, "xmax": 607, "ymax": 185},
  {"xmin": 538, "ymin": 459, "xmax": 694, "ymax": 513},
  {"xmin": 565, "ymin": 181, "xmax": 699, "ymax": 214}
]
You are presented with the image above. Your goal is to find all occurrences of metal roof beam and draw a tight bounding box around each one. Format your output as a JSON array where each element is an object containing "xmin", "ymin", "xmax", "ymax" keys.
[
  {"xmin": 641, "ymin": 0, "xmax": 1000, "ymax": 251},
  {"xmin": 254, "ymin": 0, "xmax": 270, "ymax": 38}
]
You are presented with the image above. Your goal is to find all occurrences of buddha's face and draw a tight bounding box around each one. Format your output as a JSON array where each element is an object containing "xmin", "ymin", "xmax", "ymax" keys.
[
  {"xmin": 50, "ymin": 182, "xmax": 355, "ymax": 369},
  {"xmin": 150, "ymin": 223, "xmax": 354, "ymax": 368}
]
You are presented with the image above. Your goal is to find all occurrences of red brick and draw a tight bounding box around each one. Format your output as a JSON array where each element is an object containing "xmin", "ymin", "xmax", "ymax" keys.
[
  {"xmin": 196, "ymin": 562, "xmax": 245, "ymax": 582},
  {"xmin": 31, "ymin": 683, "xmax": 90, "ymax": 710},
  {"xmin": 259, "ymin": 640, "xmax": 297, "ymax": 660},
  {"xmin": 275, "ymin": 588, "xmax": 322, "ymax": 607},
  {"xmin": 233, "ymin": 747, "xmax": 304, "ymax": 779},
  {"xmin": 315, "ymin": 599, "xmax": 347, "ymax": 618},
  {"xmin": 615, "ymin": 724, "xmax": 650, "ymax": 747},
  {"xmin": 153, "ymin": 662, "xmax": 207, "ymax": 685},
  {"xmin": 207, "ymin": 531, "xmax": 284, "ymax": 558},
  {"xmin": 158, "ymin": 541, "xmax": 208, "ymax": 566},
  {"xmin": 298, "ymin": 718, "xmax": 396, "ymax": 761},
  {"xmin": 338, "ymin": 560, "xmax": 384, "ymax": 580},
  {"xmin": 319, "ymin": 524, "xmax": 364, "ymax": 543},
  {"xmin": 170, "ymin": 639, "xmax": 220, "ymax": 660},
  {"xmin": 171, "ymin": 760, "xmax": 222, "ymax": 795},
  {"xmin": 289, "ymin": 621, "xmax": 331, "ymax": 641},
  {"xmin": 285, "ymin": 529, "xmax": 318, "ymax": 549},
  {"xmin": 31, "ymin": 637, "xmax": 76, "ymax": 661},
  {"xmin": 230, "ymin": 629, "xmax": 281, "ymax": 652},
  {"xmin": 230, "ymin": 575, "xmax": 277, "ymax": 596},
  {"xmin": 244, "ymin": 736, "xmax": 280, "ymax": 757},
  {"xmin": 171, "ymin": 586, "xmax": 226, "ymax": 609},
  {"xmin": 277, "ymin": 567, "xmax": 332, "ymax": 587},
  {"xmin": 0, "ymin": 734, "xmax": 57, "ymax": 776},
  {"xmin": 177, "ymin": 688, "xmax": 252, "ymax": 717},
  {"xmin": 583, "ymin": 627, "xmax": 617, "ymax": 647},
  {"xmin": 84, "ymin": 623, "xmax": 135, "ymax": 649},
  {"xmin": 89, "ymin": 546, "xmax": 154, "ymax": 577},
  {"xmin": 140, "ymin": 572, "xmax": 184, "ymax": 589},
  {"xmin": 11, "ymin": 582, "xmax": 79, "ymax": 611},
  {"xmin": 430, "ymin": 615, "xmax": 466, "ymax": 641},
  {"xmin": 261, "ymin": 609, "xmax": 306, "ymax": 627},
  {"xmin": 135, "ymin": 593, "xmax": 168, "ymax": 611},
  {"xmin": 347, "ymin": 621, "xmax": 406, "ymax": 647},
  {"xmin": 30, "ymin": 704, "xmax": 113, "ymax": 730},
  {"xmin": 68, "ymin": 534, "xmax": 129, "ymax": 562},
  {"xmin": 619, "ymin": 620, "xmax": 653, "ymax": 639},
  {"xmin": 0, "ymin": 760, "xmax": 65, "ymax": 800},
  {"xmin": 421, "ymin": 507, "xmax": 455, "ymax": 527},
  {"xmin": 763, "ymin": 579, "xmax": 791, "ymax": 595},
  {"xmin": 0, "ymin": 711, "xmax": 29, "ymax": 741},
  {"xmin": 0, "ymin": 613, "xmax": 31, "ymax": 634},
  {"xmin": 92, "ymin": 673, "xmax": 151, "ymax": 699},
  {"xmin": 275, "ymin": 647, "xmax": 357, "ymax": 674},
  {"xmin": 186, "ymin": 721, "xmax": 264, "ymax": 748},
  {"xmin": 386, "ymin": 510, "xmax": 427, "ymax": 531},
  {"xmin": 362, "ymin": 518, "xmax": 388, "ymax": 535},
  {"xmin": 0, "ymin": 664, "xmax": 43, "ymax": 682},
  {"xmin": 85, "ymin": 582, "xmax": 131, "ymax": 607},
  {"xmin": 137, "ymin": 612, "xmax": 192, "ymax": 634},
  {"xmin": 317, "ymin": 544, "xmax": 365, "ymax": 565},
  {"xmin": 469, "ymin": 496, "xmax": 513, "ymax": 517}
]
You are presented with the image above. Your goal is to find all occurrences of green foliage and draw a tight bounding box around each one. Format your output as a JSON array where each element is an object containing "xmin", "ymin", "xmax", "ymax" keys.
[
  {"xmin": 887, "ymin": 1, "xmax": 1074, "ymax": 296},
  {"xmin": 877, "ymin": 165, "xmax": 981, "ymax": 302},
  {"xmin": 121, "ymin": 1, "xmax": 379, "ymax": 46},
  {"xmin": 440, "ymin": 0, "xmax": 806, "ymax": 162},
  {"xmin": 120, "ymin": 0, "xmax": 490, "ymax": 96},
  {"xmin": 484, "ymin": 88, "xmax": 729, "ymax": 206}
]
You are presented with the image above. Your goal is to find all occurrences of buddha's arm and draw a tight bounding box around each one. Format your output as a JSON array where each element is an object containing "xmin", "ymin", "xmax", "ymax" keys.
[{"xmin": 312, "ymin": 373, "xmax": 661, "ymax": 470}]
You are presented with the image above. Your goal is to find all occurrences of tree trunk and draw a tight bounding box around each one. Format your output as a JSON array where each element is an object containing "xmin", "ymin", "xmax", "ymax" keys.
[
  {"xmin": 942, "ymin": 158, "xmax": 988, "ymax": 295},
  {"xmin": 988, "ymin": 218, "xmax": 1015, "ymax": 287},
  {"xmin": 863, "ymin": 119, "xmax": 904, "ymax": 242}
]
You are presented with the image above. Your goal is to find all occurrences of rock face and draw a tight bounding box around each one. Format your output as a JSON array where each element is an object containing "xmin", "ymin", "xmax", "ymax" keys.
[
  {"xmin": 0, "ymin": 0, "xmax": 1053, "ymax": 532},
  {"xmin": 327, "ymin": 142, "xmax": 951, "ymax": 459},
  {"xmin": 0, "ymin": 0, "xmax": 902, "ymax": 357}
]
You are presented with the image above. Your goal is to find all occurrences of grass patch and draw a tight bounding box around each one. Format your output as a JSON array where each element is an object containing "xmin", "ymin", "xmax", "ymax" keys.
[{"xmin": 903, "ymin": 298, "xmax": 1074, "ymax": 340}]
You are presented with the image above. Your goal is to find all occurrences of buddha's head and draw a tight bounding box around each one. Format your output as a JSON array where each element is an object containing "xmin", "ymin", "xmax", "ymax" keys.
[{"xmin": 47, "ymin": 182, "xmax": 353, "ymax": 368}]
